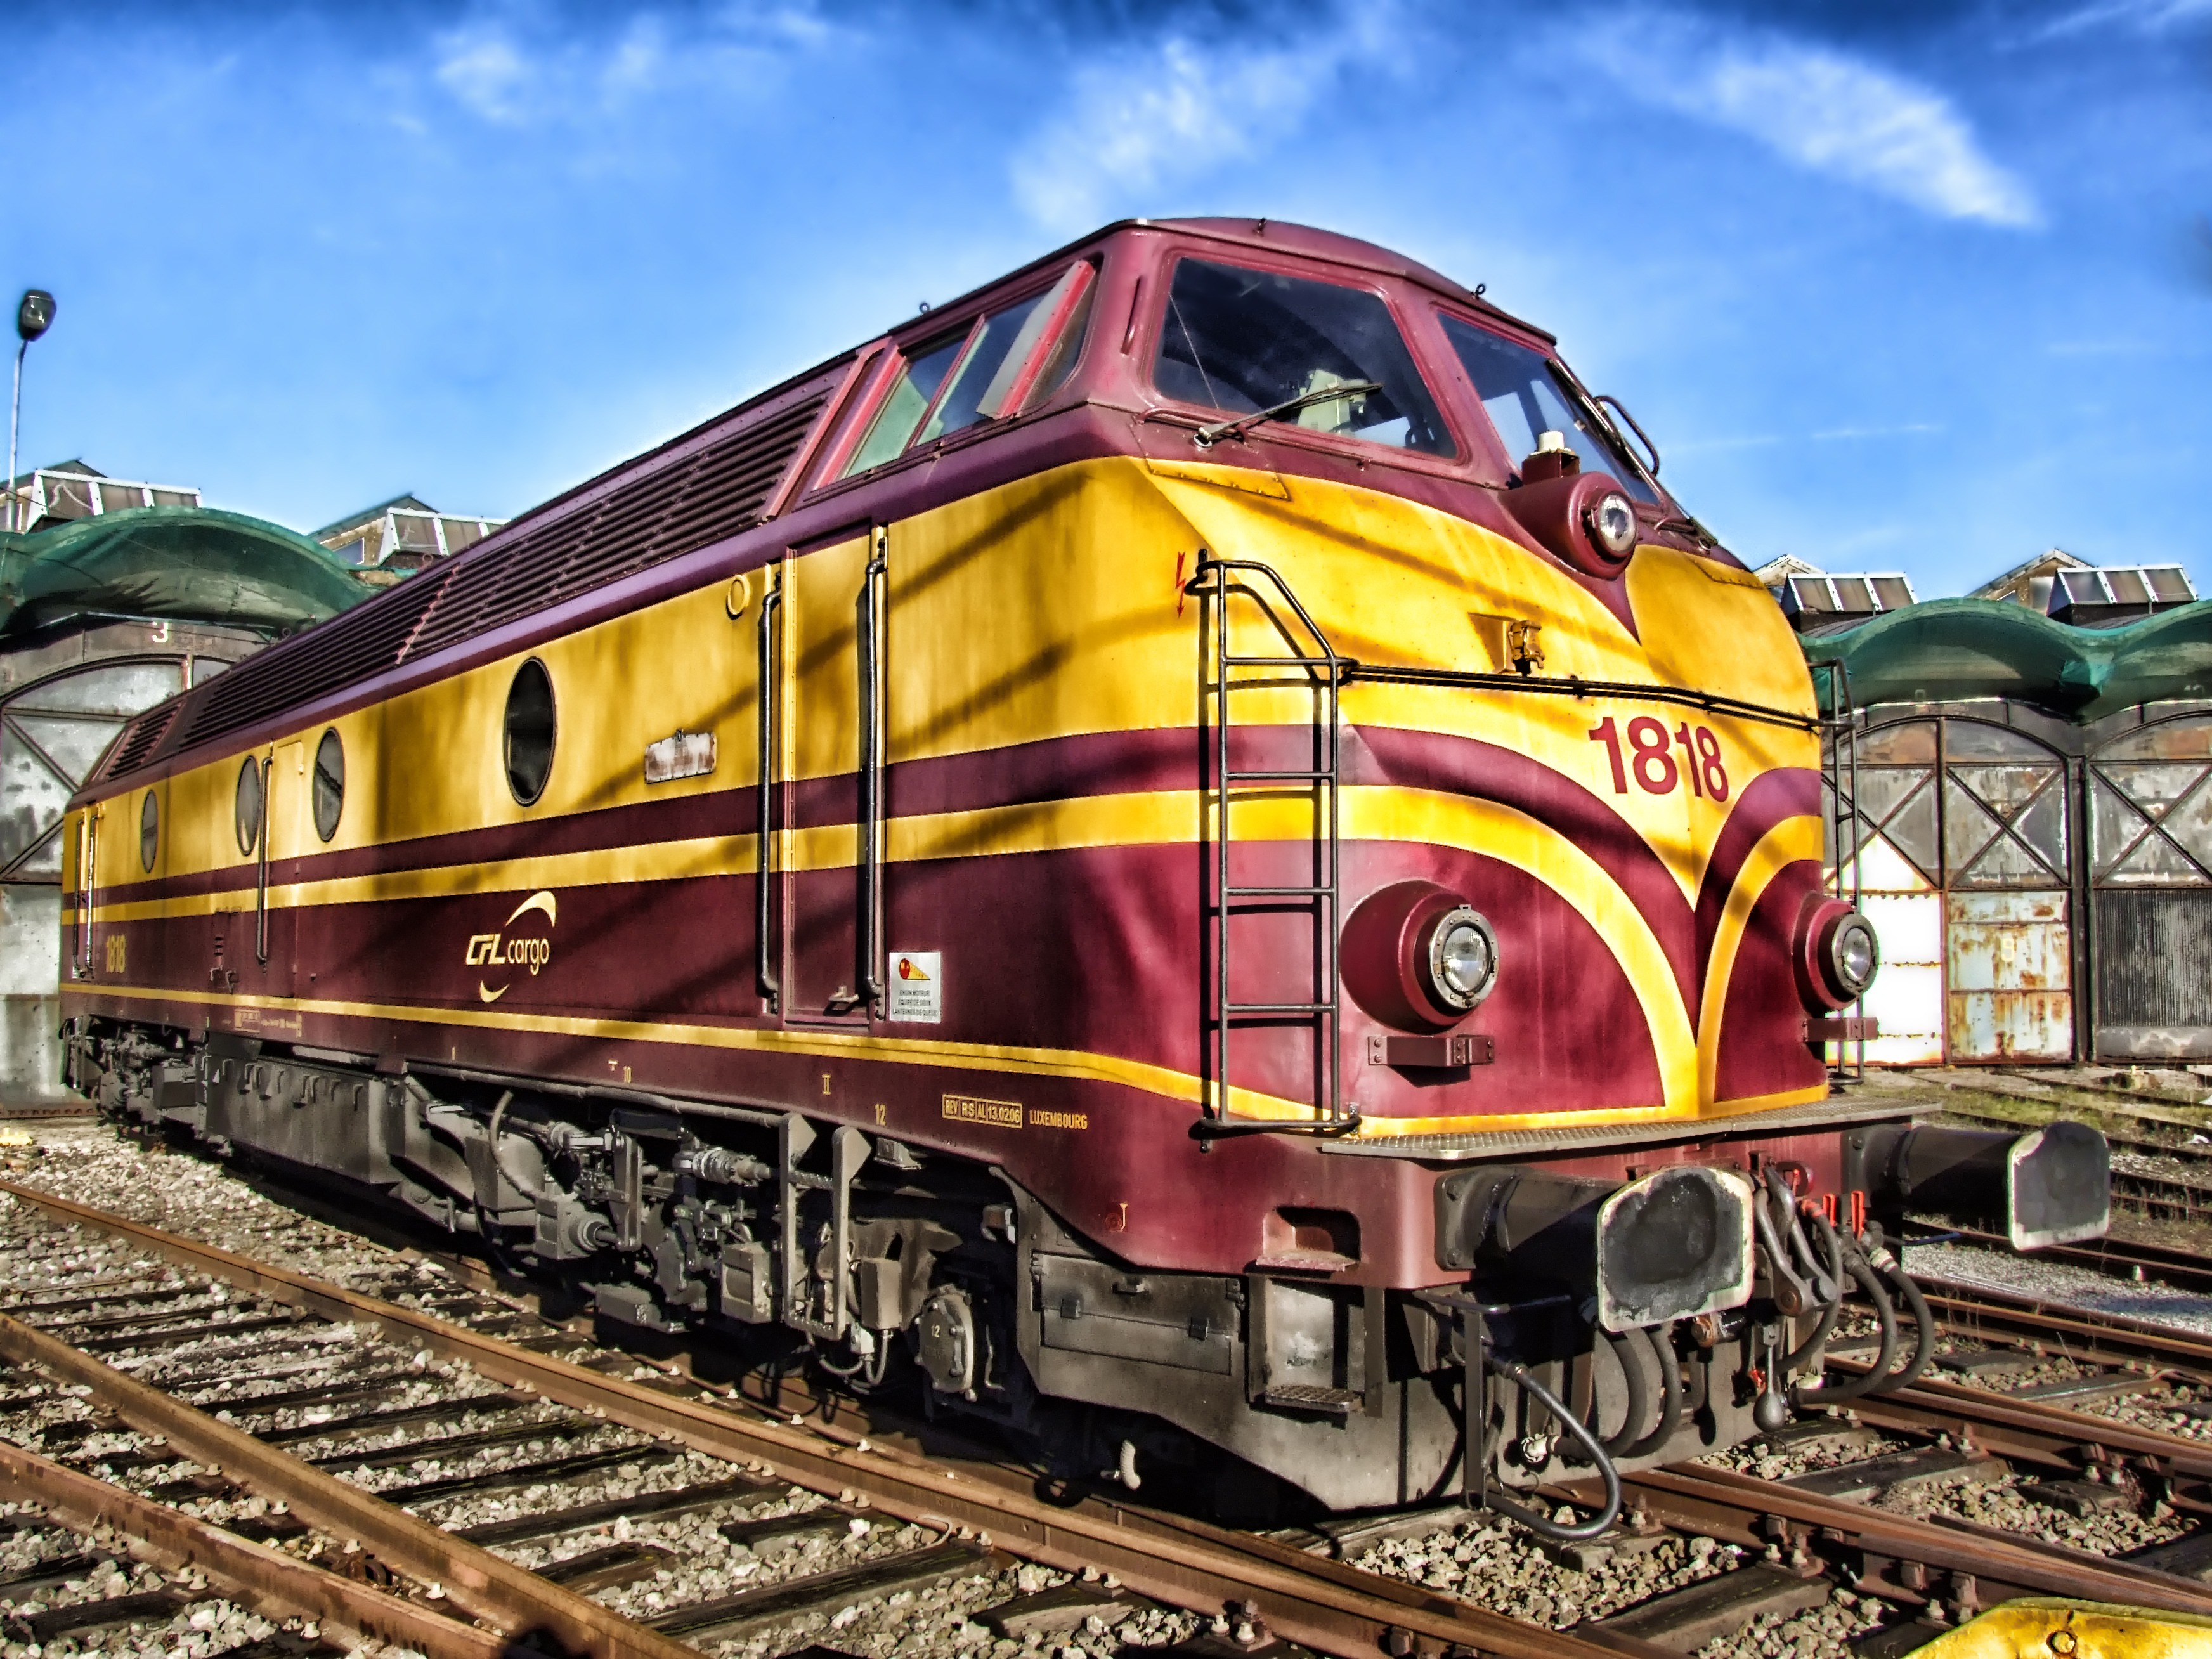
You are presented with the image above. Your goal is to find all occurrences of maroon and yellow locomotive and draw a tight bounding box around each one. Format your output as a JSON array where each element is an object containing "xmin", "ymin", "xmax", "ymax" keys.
[{"xmin": 58, "ymin": 219, "xmax": 2105, "ymax": 1520}]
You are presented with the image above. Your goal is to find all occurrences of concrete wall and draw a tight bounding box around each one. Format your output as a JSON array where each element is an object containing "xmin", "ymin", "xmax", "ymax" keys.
[{"xmin": 0, "ymin": 885, "xmax": 62, "ymax": 1100}]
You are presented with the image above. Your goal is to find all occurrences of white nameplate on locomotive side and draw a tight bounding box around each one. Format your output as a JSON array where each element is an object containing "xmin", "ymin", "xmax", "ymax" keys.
[
  {"xmin": 888, "ymin": 951, "xmax": 942, "ymax": 1022},
  {"xmin": 644, "ymin": 729, "xmax": 717, "ymax": 784}
]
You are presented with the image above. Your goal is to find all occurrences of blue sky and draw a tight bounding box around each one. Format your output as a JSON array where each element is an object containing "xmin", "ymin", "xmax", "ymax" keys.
[{"xmin": 3, "ymin": 0, "xmax": 2207, "ymax": 597}]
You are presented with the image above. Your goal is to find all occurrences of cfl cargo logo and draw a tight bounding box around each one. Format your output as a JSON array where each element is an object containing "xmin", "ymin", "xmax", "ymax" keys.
[{"xmin": 467, "ymin": 890, "xmax": 557, "ymax": 1003}]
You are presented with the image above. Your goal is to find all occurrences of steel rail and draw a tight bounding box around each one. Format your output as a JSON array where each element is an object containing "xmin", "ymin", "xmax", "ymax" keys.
[
  {"xmin": 1835, "ymin": 1369, "xmax": 2212, "ymax": 1479},
  {"xmin": 1602, "ymin": 1464, "xmax": 2212, "ymax": 1617},
  {"xmin": 0, "ymin": 1307, "xmax": 701, "ymax": 1659},
  {"xmin": 0, "ymin": 1178, "xmax": 1622, "ymax": 1659},
  {"xmin": 1906, "ymin": 1277, "xmax": 2212, "ymax": 1380},
  {"xmin": 0, "ymin": 1431, "xmax": 509, "ymax": 1659}
]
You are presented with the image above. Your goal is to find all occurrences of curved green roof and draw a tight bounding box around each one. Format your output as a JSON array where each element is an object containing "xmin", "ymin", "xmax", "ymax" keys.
[
  {"xmin": 0, "ymin": 505, "xmax": 367, "ymax": 640},
  {"xmin": 1800, "ymin": 599, "xmax": 2212, "ymax": 722}
]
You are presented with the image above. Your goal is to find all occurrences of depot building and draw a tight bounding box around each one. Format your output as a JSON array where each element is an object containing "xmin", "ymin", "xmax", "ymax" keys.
[{"xmin": 1768, "ymin": 549, "xmax": 2212, "ymax": 1068}]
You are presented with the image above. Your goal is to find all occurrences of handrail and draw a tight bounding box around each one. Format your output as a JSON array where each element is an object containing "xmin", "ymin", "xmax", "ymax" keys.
[
  {"xmin": 254, "ymin": 753, "xmax": 271, "ymax": 965},
  {"xmin": 72, "ymin": 809, "xmax": 96, "ymax": 979},
  {"xmin": 858, "ymin": 528, "xmax": 888, "ymax": 1013},
  {"xmin": 756, "ymin": 569, "xmax": 781, "ymax": 1012},
  {"xmin": 1812, "ymin": 657, "xmax": 1867, "ymax": 1081},
  {"xmin": 1343, "ymin": 661, "xmax": 1818, "ymax": 733}
]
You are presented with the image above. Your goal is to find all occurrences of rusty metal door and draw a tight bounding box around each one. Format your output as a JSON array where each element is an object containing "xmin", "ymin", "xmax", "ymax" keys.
[
  {"xmin": 1946, "ymin": 890, "xmax": 2071, "ymax": 1060},
  {"xmin": 2088, "ymin": 713, "xmax": 2212, "ymax": 1060},
  {"xmin": 1939, "ymin": 720, "xmax": 2071, "ymax": 1061},
  {"xmin": 1838, "ymin": 720, "xmax": 1945, "ymax": 1064},
  {"xmin": 1844, "ymin": 716, "xmax": 2072, "ymax": 1063}
]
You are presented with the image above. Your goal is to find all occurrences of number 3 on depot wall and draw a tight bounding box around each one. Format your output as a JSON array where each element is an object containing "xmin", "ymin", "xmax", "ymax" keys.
[{"xmin": 1588, "ymin": 716, "xmax": 1729, "ymax": 801}]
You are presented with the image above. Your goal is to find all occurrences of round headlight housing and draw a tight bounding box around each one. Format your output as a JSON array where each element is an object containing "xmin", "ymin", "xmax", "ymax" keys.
[
  {"xmin": 1826, "ymin": 912, "xmax": 1879, "ymax": 999},
  {"xmin": 1584, "ymin": 489, "xmax": 1638, "ymax": 559},
  {"xmin": 1342, "ymin": 882, "xmax": 1504, "ymax": 1031},
  {"xmin": 1423, "ymin": 906, "xmax": 1499, "ymax": 1013},
  {"xmin": 1795, "ymin": 895, "xmax": 1880, "ymax": 1010}
]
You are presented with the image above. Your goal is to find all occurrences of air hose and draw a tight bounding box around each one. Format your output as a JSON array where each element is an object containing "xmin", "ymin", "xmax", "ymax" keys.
[
  {"xmin": 1621, "ymin": 1322, "xmax": 1682, "ymax": 1461},
  {"xmin": 1792, "ymin": 1252, "xmax": 1897, "ymax": 1407},
  {"xmin": 471, "ymin": 1091, "xmax": 530, "ymax": 1278},
  {"xmin": 1481, "ymin": 1350, "xmax": 1622, "ymax": 1541},
  {"xmin": 1589, "ymin": 1327, "xmax": 1649, "ymax": 1457},
  {"xmin": 1867, "ymin": 1247, "xmax": 1934, "ymax": 1395},
  {"xmin": 1783, "ymin": 1208, "xmax": 1847, "ymax": 1376}
]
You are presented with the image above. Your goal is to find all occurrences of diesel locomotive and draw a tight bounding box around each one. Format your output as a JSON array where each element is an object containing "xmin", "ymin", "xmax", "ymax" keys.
[{"xmin": 56, "ymin": 218, "xmax": 2109, "ymax": 1526}]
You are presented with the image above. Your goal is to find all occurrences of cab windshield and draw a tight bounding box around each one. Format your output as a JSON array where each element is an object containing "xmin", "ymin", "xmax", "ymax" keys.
[
  {"xmin": 1440, "ymin": 315, "xmax": 1659, "ymax": 504},
  {"xmin": 1154, "ymin": 258, "xmax": 1454, "ymax": 457}
]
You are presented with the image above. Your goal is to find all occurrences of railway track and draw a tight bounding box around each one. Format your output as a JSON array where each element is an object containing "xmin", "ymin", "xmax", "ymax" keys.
[
  {"xmin": 17, "ymin": 1127, "xmax": 2212, "ymax": 1659},
  {"xmin": 0, "ymin": 1171, "xmax": 1679, "ymax": 1659}
]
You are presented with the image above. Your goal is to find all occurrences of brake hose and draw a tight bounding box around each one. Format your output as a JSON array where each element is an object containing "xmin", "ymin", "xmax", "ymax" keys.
[
  {"xmin": 1621, "ymin": 1322, "xmax": 1682, "ymax": 1461},
  {"xmin": 1590, "ymin": 1327, "xmax": 1650, "ymax": 1457},
  {"xmin": 1783, "ymin": 1208, "xmax": 1847, "ymax": 1376},
  {"xmin": 1480, "ymin": 1350, "xmax": 1622, "ymax": 1540},
  {"xmin": 1868, "ymin": 1251, "xmax": 1935, "ymax": 1395},
  {"xmin": 1766, "ymin": 1167, "xmax": 1838, "ymax": 1305},
  {"xmin": 1793, "ymin": 1254, "xmax": 1897, "ymax": 1407},
  {"xmin": 471, "ymin": 1091, "xmax": 530, "ymax": 1278}
]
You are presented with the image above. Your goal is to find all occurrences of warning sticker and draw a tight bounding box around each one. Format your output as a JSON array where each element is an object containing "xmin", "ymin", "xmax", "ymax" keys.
[
  {"xmin": 886, "ymin": 951, "xmax": 941, "ymax": 1023},
  {"xmin": 943, "ymin": 1094, "xmax": 1022, "ymax": 1128}
]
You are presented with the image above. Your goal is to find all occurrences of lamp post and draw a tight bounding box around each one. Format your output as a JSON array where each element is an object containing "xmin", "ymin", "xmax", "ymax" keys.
[{"xmin": 7, "ymin": 290, "xmax": 56, "ymax": 535}]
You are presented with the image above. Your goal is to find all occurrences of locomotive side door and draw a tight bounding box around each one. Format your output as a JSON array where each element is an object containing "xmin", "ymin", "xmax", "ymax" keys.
[
  {"xmin": 250, "ymin": 740, "xmax": 304, "ymax": 1001},
  {"xmin": 779, "ymin": 524, "xmax": 883, "ymax": 1026}
]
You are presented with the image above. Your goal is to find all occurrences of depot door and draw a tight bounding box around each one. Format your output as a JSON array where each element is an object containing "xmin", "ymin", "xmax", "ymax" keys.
[
  {"xmin": 1842, "ymin": 720, "xmax": 1946, "ymax": 1064},
  {"xmin": 779, "ymin": 527, "xmax": 883, "ymax": 1025},
  {"xmin": 1844, "ymin": 717, "xmax": 2074, "ymax": 1063},
  {"xmin": 2088, "ymin": 713, "xmax": 2212, "ymax": 1060}
]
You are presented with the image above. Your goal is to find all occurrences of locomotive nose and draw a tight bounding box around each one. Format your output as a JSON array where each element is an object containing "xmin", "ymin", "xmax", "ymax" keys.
[{"xmin": 1434, "ymin": 1164, "xmax": 1757, "ymax": 1330}]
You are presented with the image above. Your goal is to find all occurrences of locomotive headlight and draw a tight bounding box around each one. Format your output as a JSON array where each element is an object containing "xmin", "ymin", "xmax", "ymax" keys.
[
  {"xmin": 1795, "ymin": 895, "xmax": 1880, "ymax": 1010},
  {"xmin": 1828, "ymin": 913, "xmax": 1879, "ymax": 999},
  {"xmin": 1584, "ymin": 489, "xmax": 1638, "ymax": 559},
  {"xmin": 1424, "ymin": 908, "xmax": 1499, "ymax": 1012}
]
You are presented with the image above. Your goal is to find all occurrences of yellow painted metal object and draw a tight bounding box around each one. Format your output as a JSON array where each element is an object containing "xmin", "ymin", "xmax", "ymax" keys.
[{"xmin": 1913, "ymin": 1600, "xmax": 2212, "ymax": 1659}]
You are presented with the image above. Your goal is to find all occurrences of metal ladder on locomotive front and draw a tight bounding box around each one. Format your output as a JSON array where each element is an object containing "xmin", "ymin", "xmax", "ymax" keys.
[
  {"xmin": 1186, "ymin": 554, "xmax": 1351, "ymax": 1129},
  {"xmin": 1815, "ymin": 657, "xmax": 1870, "ymax": 1081}
]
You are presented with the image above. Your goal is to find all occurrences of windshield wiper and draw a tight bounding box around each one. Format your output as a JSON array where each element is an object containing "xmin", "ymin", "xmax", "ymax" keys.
[{"xmin": 1194, "ymin": 380, "xmax": 1382, "ymax": 447}]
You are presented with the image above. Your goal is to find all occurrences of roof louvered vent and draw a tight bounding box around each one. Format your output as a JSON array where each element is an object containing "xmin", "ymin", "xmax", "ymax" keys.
[
  {"xmin": 136, "ymin": 375, "xmax": 833, "ymax": 771},
  {"xmin": 169, "ymin": 565, "xmax": 455, "ymax": 755},
  {"xmin": 398, "ymin": 392, "xmax": 825, "ymax": 663},
  {"xmin": 98, "ymin": 704, "xmax": 181, "ymax": 781}
]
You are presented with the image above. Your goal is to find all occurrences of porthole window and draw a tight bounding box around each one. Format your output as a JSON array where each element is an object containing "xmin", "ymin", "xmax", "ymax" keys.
[
  {"xmin": 139, "ymin": 790, "xmax": 159, "ymax": 873},
  {"xmin": 313, "ymin": 728, "xmax": 344, "ymax": 842},
  {"xmin": 504, "ymin": 658, "xmax": 556, "ymax": 806},
  {"xmin": 235, "ymin": 755, "xmax": 263, "ymax": 856}
]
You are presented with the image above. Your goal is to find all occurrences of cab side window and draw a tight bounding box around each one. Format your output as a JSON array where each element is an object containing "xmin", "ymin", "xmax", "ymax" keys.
[
  {"xmin": 843, "ymin": 334, "xmax": 968, "ymax": 476},
  {"xmin": 836, "ymin": 262, "xmax": 1097, "ymax": 481},
  {"xmin": 1440, "ymin": 315, "xmax": 1658, "ymax": 504}
]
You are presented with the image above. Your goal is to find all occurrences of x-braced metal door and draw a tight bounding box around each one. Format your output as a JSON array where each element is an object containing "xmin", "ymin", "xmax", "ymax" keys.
[{"xmin": 1840, "ymin": 716, "xmax": 2072, "ymax": 1064}]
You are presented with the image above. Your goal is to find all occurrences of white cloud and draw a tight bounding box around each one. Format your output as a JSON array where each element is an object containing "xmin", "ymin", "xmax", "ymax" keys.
[
  {"xmin": 2033, "ymin": 0, "xmax": 2212, "ymax": 39},
  {"xmin": 434, "ymin": 24, "xmax": 533, "ymax": 124},
  {"xmin": 1011, "ymin": 6, "xmax": 1403, "ymax": 231},
  {"xmin": 1587, "ymin": 13, "xmax": 2041, "ymax": 230},
  {"xmin": 426, "ymin": 3, "xmax": 845, "ymax": 129}
]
